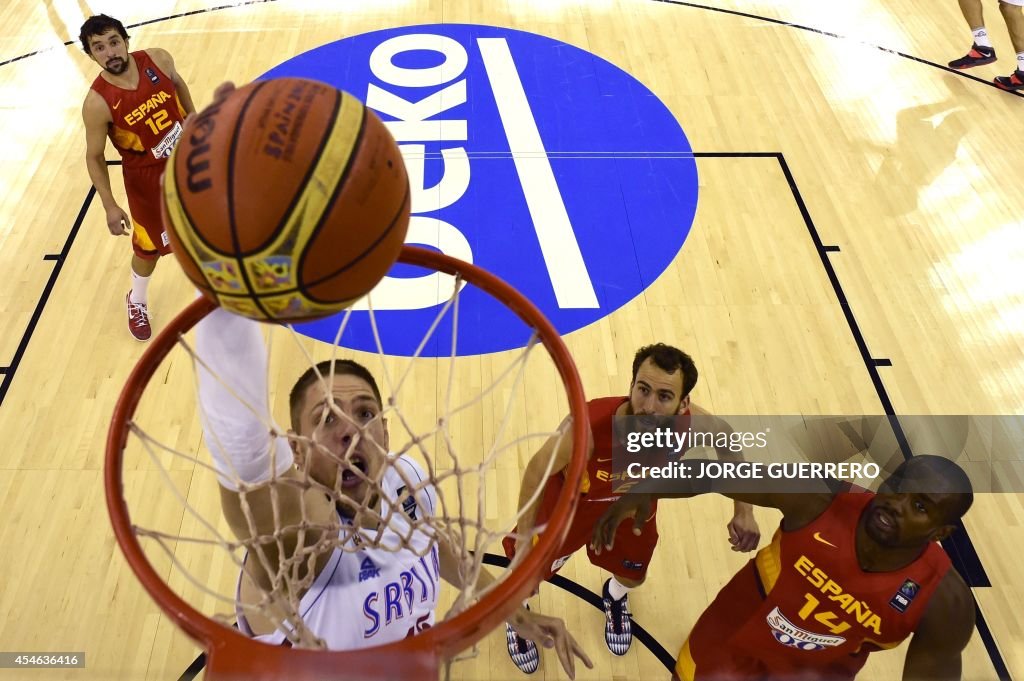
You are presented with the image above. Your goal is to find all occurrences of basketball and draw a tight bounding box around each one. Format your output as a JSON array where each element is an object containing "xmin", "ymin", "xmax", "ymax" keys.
[{"xmin": 160, "ymin": 77, "xmax": 410, "ymax": 322}]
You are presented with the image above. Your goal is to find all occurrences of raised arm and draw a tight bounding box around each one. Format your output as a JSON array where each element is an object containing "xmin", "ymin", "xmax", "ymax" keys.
[
  {"xmin": 514, "ymin": 417, "xmax": 593, "ymax": 552},
  {"xmin": 196, "ymin": 308, "xmax": 336, "ymax": 590},
  {"xmin": 902, "ymin": 569, "xmax": 975, "ymax": 681}
]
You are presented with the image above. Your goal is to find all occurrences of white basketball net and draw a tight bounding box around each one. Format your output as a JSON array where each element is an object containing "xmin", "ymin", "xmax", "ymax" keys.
[{"xmin": 121, "ymin": 272, "xmax": 575, "ymax": 654}]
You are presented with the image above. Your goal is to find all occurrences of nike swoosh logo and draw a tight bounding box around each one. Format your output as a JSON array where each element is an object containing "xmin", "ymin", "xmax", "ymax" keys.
[
  {"xmin": 813, "ymin": 532, "xmax": 837, "ymax": 548},
  {"xmin": 113, "ymin": 100, "xmax": 121, "ymax": 110},
  {"xmin": 596, "ymin": 458, "xmax": 613, "ymax": 462}
]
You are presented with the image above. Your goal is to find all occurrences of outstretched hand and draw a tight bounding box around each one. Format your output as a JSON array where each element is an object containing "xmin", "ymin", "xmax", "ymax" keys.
[
  {"xmin": 508, "ymin": 608, "xmax": 592, "ymax": 679},
  {"xmin": 589, "ymin": 493, "xmax": 653, "ymax": 555}
]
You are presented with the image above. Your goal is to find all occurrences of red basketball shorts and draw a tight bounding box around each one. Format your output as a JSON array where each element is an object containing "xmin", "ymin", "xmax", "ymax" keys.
[
  {"xmin": 502, "ymin": 474, "xmax": 660, "ymax": 582},
  {"xmin": 123, "ymin": 163, "xmax": 171, "ymax": 259}
]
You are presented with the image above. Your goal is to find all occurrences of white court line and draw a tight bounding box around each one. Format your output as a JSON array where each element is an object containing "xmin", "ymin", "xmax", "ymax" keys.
[{"xmin": 477, "ymin": 37, "xmax": 599, "ymax": 309}]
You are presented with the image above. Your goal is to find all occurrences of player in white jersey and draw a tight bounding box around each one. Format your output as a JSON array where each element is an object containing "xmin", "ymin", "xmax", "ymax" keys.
[
  {"xmin": 197, "ymin": 304, "xmax": 591, "ymax": 677},
  {"xmin": 235, "ymin": 454, "xmax": 442, "ymax": 647}
]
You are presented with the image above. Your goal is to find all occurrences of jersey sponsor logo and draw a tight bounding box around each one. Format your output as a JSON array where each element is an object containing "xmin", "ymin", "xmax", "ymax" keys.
[
  {"xmin": 549, "ymin": 554, "xmax": 571, "ymax": 573},
  {"xmin": 889, "ymin": 578, "xmax": 920, "ymax": 614},
  {"xmin": 113, "ymin": 100, "xmax": 122, "ymax": 110},
  {"xmin": 794, "ymin": 555, "xmax": 883, "ymax": 636},
  {"xmin": 359, "ymin": 557, "xmax": 381, "ymax": 582},
  {"xmin": 812, "ymin": 532, "xmax": 838, "ymax": 548},
  {"xmin": 145, "ymin": 67, "xmax": 160, "ymax": 84},
  {"xmin": 152, "ymin": 120, "xmax": 183, "ymax": 159},
  {"xmin": 621, "ymin": 559, "xmax": 644, "ymax": 571},
  {"xmin": 260, "ymin": 24, "xmax": 698, "ymax": 356},
  {"xmin": 766, "ymin": 606, "xmax": 846, "ymax": 651},
  {"xmin": 123, "ymin": 90, "xmax": 172, "ymax": 126}
]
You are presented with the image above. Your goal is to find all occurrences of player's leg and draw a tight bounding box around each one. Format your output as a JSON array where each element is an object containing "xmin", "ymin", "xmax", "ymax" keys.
[
  {"xmin": 996, "ymin": 0, "xmax": 1024, "ymax": 89},
  {"xmin": 126, "ymin": 251, "xmax": 157, "ymax": 341},
  {"xmin": 949, "ymin": 0, "xmax": 998, "ymax": 68},
  {"xmin": 587, "ymin": 506, "xmax": 659, "ymax": 655},
  {"xmin": 502, "ymin": 475, "xmax": 590, "ymax": 674},
  {"xmin": 123, "ymin": 165, "xmax": 170, "ymax": 341}
]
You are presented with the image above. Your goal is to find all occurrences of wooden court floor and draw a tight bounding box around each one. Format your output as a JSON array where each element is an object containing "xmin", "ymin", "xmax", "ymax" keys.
[{"xmin": 0, "ymin": 1, "xmax": 1021, "ymax": 679}]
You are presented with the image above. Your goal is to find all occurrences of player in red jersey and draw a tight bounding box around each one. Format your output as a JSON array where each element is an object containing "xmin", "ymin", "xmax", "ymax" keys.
[
  {"xmin": 80, "ymin": 14, "xmax": 196, "ymax": 341},
  {"xmin": 502, "ymin": 344, "xmax": 761, "ymax": 674},
  {"xmin": 592, "ymin": 455, "xmax": 975, "ymax": 681}
]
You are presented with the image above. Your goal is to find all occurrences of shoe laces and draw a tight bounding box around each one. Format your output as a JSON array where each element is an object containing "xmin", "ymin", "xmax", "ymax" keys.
[
  {"xmin": 128, "ymin": 298, "xmax": 150, "ymax": 324},
  {"xmin": 605, "ymin": 595, "xmax": 629, "ymax": 632}
]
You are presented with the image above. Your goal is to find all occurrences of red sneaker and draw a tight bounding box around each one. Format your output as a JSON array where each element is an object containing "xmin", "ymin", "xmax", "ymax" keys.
[
  {"xmin": 948, "ymin": 44, "xmax": 996, "ymax": 69},
  {"xmin": 126, "ymin": 291, "xmax": 152, "ymax": 342},
  {"xmin": 995, "ymin": 69, "xmax": 1024, "ymax": 92}
]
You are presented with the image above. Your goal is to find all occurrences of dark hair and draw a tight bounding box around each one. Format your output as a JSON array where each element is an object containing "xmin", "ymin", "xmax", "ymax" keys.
[
  {"xmin": 885, "ymin": 455, "xmax": 974, "ymax": 523},
  {"xmin": 79, "ymin": 15, "xmax": 129, "ymax": 55},
  {"xmin": 289, "ymin": 359, "xmax": 383, "ymax": 431},
  {"xmin": 631, "ymin": 343, "xmax": 698, "ymax": 397}
]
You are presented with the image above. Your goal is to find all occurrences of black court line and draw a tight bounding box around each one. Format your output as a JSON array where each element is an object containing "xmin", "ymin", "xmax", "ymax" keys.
[
  {"xmin": 39, "ymin": 163, "xmax": 1009, "ymax": 681},
  {"xmin": 0, "ymin": 186, "xmax": 95, "ymax": 407},
  {"xmin": 175, "ymin": 554, "xmax": 676, "ymax": 680},
  {"xmin": 482, "ymin": 553, "xmax": 678, "ymax": 670},
  {"xmin": 651, "ymin": 0, "xmax": 1024, "ymax": 98},
  {"xmin": 174, "ymin": 153, "xmax": 1011, "ymax": 681},
  {"xmin": 0, "ymin": 0, "xmax": 1021, "ymax": 102},
  {"xmin": 0, "ymin": 160, "xmax": 121, "ymax": 408},
  {"xmin": 0, "ymin": 2, "xmax": 1007, "ymax": 677},
  {"xmin": 692, "ymin": 150, "xmax": 1011, "ymax": 681},
  {"xmin": 177, "ymin": 653, "xmax": 207, "ymax": 681},
  {"xmin": 0, "ymin": 0, "xmax": 282, "ymax": 68}
]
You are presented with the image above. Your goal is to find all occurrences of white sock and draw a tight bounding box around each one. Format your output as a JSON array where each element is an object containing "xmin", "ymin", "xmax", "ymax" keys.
[
  {"xmin": 607, "ymin": 577, "xmax": 633, "ymax": 601},
  {"xmin": 130, "ymin": 269, "xmax": 151, "ymax": 305},
  {"xmin": 972, "ymin": 27, "xmax": 993, "ymax": 49},
  {"xmin": 1018, "ymin": 52, "xmax": 1024, "ymax": 72}
]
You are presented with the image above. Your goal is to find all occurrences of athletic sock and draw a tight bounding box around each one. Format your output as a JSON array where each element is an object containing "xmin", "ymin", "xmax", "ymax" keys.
[
  {"xmin": 608, "ymin": 576, "xmax": 633, "ymax": 601},
  {"xmin": 973, "ymin": 27, "xmax": 993, "ymax": 49},
  {"xmin": 130, "ymin": 269, "xmax": 151, "ymax": 306}
]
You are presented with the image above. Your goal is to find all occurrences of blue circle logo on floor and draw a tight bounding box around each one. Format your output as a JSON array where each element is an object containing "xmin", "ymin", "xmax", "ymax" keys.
[{"xmin": 261, "ymin": 24, "xmax": 698, "ymax": 356}]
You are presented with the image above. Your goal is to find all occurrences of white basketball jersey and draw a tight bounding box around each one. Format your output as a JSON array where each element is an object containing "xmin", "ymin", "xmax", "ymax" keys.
[{"xmin": 237, "ymin": 455, "xmax": 441, "ymax": 648}]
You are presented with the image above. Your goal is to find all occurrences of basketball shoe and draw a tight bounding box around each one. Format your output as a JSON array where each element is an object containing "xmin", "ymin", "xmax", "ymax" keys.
[
  {"xmin": 602, "ymin": 579, "xmax": 633, "ymax": 655},
  {"xmin": 995, "ymin": 69, "xmax": 1024, "ymax": 91},
  {"xmin": 126, "ymin": 291, "xmax": 152, "ymax": 341},
  {"xmin": 505, "ymin": 607, "xmax": 540, "ymax": 674},
  {"xmin": 948, "ymin": 44, "xmax": 996, "ymax": 69}
]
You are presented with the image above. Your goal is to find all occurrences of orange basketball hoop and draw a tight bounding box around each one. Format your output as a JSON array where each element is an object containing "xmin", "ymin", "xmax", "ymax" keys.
[{"xmin": 105, "ymin": 246, "xmax": 588, "ymax": 680}]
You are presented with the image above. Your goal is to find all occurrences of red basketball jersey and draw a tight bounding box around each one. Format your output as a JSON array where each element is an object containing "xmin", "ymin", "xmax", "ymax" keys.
[
  {"xmin": 578, "ymin": 396, "xmax": 691, "ymax": 500},
  {"xmin": 687, "ymin": 492, "xmax": 951, "ymax": 679},
  {"xmin": 90, "ymin": 50, "xmax": 187, "ymax": 169}
]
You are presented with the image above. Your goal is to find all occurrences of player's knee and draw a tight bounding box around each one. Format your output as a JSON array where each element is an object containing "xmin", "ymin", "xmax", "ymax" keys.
[{"xmin": 999, "ymin": 0, "xmax": 1022, "ymax": 17}]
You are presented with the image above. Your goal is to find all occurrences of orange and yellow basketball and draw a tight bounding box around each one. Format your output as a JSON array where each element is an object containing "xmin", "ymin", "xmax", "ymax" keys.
[{"xmin": 161, "ymin": 77, "xmax": 409, "ymax": 322}]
